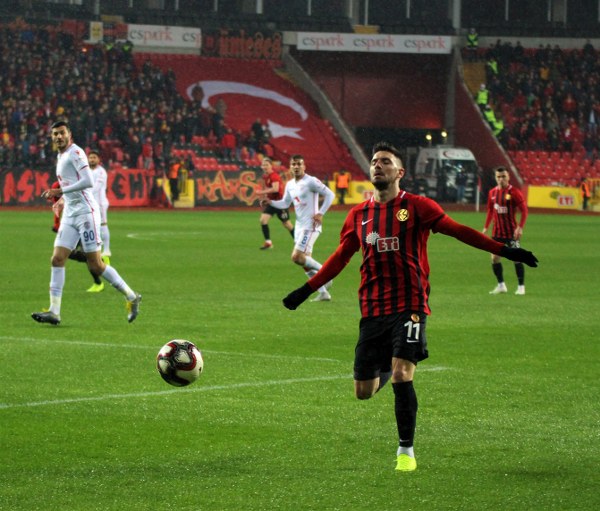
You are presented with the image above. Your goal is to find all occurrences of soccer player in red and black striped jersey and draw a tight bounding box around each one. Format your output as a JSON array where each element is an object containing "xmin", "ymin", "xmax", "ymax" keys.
[
  {"xmin": 282, "ymin": 142, "xmax": 538, "ymax": 472},
  {"xmin": 258, "ymin": 157, "xmax": 294, "ymax": 249},
  {"xmin": 482, "ymin": 167, "xmax": 528, "ymax": 295}
]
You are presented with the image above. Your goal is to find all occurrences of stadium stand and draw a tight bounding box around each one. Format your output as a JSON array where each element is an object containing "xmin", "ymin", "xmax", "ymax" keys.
[
  {"xmin": 0, "ymin": 23, "xmax": 361, "ymax": 182},
  {"xmin": 3, "ymin": 2, "xmax": 600, "ymax": 203},
  {"xmin": 464, "ymin": 41, "xmax": 600, "ymax": 186}
]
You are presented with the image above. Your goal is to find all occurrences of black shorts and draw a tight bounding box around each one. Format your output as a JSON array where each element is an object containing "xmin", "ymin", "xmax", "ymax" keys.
[
  {"xmin": 493, "ymin": 237, "xmax": 520, "ymax": 249},
  {"xmin": 353, "ymin": 311, "xmax": 429, "ymax": 381},
  {"xmin": 263, "ymin": 204, "xmax": 290, "ymax": 222}
]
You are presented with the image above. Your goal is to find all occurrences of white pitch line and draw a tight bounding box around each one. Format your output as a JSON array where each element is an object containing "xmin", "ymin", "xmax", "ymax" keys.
[
  {"xmin": 0, "ymin": 367, "xmax": 449, "ymax": 411},
  {"xmin": 0, "ymin": 336, "xmax": 341, "ymax": 363},
  {"xmin": 126, "ymin": 231, "xmax": 205, "ymax": 241},
  {"xmin": 0, "ymin": 375, "xmax": 350, "ymax": 410}
]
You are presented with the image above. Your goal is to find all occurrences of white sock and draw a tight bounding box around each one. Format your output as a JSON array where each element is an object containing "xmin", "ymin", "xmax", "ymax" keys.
[
  {"xmin": 303, "ymin": 256, "xmax": 322, "ymax": 272},
  {"xmin": 304, "ymin": 264, "xmax": 327, "ymax": 293},
  {"xmin": 101, "ymin": 265, "xmax": 135, "ymax": 300},
  {"xmin": 49, "ymin": 267, "xmax": 65, "ymax": 315},
  {"xmin": 397, "ymin": 446, "xmax": 415, "ymax": 458},
  {"xmin": 101, "ymin": 225, "xmax": 110, "ymax": 254}
]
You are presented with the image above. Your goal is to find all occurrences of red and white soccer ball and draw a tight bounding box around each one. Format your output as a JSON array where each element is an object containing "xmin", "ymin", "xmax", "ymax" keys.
[{"xmin": 156, "ymin": 340, "xmax": 204, "ymax": 387}]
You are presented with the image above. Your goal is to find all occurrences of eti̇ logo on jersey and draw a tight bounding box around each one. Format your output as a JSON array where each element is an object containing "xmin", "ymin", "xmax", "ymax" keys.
[
  {"xmin": 366, "ymin": 231, "xmax": 400, "ymax": 252},
  {"xmin": 396, "ymin": 209, "xmax": 409, "ymax": 222}
]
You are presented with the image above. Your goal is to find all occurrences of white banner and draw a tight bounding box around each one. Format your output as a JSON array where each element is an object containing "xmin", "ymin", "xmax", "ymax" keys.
[
  {"xmin": 126, "ymin": 24, "xmax": 202, "ymax": 49},
  {"xmin": 88, "ymin": 21, "xmax": 104, "ymax": 44},
  {"xmin": 297, "ymin": 32, "xmax": 451, "ymax": 54}
]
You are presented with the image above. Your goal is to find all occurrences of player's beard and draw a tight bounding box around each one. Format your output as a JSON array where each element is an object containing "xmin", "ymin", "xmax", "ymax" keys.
[{"xmin": 373, "ymin": 179, "xmax": 391, "ymax": 191}]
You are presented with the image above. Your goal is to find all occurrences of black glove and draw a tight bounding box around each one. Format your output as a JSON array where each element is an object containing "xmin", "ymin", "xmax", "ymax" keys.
[
  {"xmin": 282, "ymin": 283, "xmax": 314, "ymax": 310},
  {"xmin": 500, "ymin": 246, "xmax": 539, "ymax": 267}
]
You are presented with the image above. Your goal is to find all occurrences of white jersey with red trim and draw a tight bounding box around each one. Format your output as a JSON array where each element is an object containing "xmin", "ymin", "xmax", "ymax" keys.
[
  {"xmin": 56, "ymin": 143, "xmax": 97, "ymax": 217},
  {"xmin": 270, "ymin": 174, "xmax": 335, "ymax": 232},
  {"xmin": 91, "ymin": 164, "xmax": 109, "ymax": 208}
]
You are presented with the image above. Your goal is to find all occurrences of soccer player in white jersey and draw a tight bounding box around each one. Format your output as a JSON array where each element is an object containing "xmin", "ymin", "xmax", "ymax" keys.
[
  {"xmin": 32, "ymin": 121, "xmax": 141, "ymax": 325},
  {"xmin": 86, "ymin": 149, "xmax": 111, "ymax": 292},
  {"xmin": 264, "ymin": 154, "xmax": 335, "ymax": 301}
]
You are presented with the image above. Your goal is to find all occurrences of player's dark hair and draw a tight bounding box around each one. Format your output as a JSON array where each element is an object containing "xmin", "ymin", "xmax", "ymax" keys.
[
  {"xmin": 372, "ymin": 142, "xmax": 404, "ymax": 170},
  {"xmin": 494, "ymin": 166, "xmax": 509, "ymax": 174},
  {"xmin": 372, "ymin": 141, "xmax": 402, "ymax": 159},
  {"xmin": 88, "ymin": 149, "xmax": 100, "ymax": 157},
  {"xmin": 51, "ymin": 120, "xmax": 70, "ymax": 131},
  {"xmin": 290, "ymin": 154, "xmax": 304, "ymax": 161}
]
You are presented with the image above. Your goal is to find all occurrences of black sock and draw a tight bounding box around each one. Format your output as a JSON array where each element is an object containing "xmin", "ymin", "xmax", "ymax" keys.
[
  {"xmin": 290, "ymin": 227, "xmax": 295, "ymax": 239},
  {"xmin": 515, "ymin": 263, "xmax": 525, "ymax": 286},
  {"xmin": 261, "ymin": 224, "xmax": 270, "ymax": 241},
  {"xmin": 68, "ymin": 250, "xmax": 87, "ymax": 263},
  {"xmin": 492, "ymin": 262, "xmax": 504, "ymax": 283},
  {"xmin": 392, "ymin": 381, "xmax": 418, "ymax": 448},
  {"xmin": 90, "ymin": 271, "xmax": 101, "ymax": 285},
  {"xmin": 377, "ymin": 371, "xmax": 392, "ymax": 392}
]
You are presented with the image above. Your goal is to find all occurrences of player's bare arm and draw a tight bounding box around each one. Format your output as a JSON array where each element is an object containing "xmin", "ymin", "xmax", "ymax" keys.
[
  {"xmin": 42, "ymin": 187, "xmax": 63, "ymax": 199},
  {"xmin": 52, "ymin": 197, "xmax": 65, "ymax": 216},
  {"xmin": 513, "ymin": 225, "xmax": 523, "ymax": 239}
]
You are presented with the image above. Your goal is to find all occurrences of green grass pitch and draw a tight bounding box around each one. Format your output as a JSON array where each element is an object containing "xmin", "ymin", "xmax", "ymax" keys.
[{"xmin": 0, "ymin": 208, "xmax": 598, "ymax": 511}]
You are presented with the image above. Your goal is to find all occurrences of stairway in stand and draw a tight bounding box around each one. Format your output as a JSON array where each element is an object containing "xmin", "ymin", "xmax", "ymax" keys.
[{"xmin": 463, "ymin": 61, "xmax": 486, "ymax": 96}]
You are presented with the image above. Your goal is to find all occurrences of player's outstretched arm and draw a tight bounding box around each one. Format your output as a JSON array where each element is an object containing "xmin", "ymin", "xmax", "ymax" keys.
[
  {"xmin": 435, "ymin": 215, "xmax": 539, "ymax": 267},
  {"xmin": 283, "ymin": 212, "xmax": 361, "ymax": 310},
  {"xmin": 500, "ymin": 246, "xmax": 538, "ymax": 267},
  {"xmin": 283, "ymin": 283, "xmax": 314, "ymax": 310}
]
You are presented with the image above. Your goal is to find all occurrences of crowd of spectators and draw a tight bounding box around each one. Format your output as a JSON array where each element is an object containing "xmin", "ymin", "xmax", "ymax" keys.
[
  {"xmin": 9, "ymin": 20, "xmax": 600, "ymax": 181},
  {"xmin": 0, "ymin": 22, "xmax": 274, "ymax": 174},
  {"xmin": 474, "ymin": 39, "xmax": 600, "ymax": 159}
]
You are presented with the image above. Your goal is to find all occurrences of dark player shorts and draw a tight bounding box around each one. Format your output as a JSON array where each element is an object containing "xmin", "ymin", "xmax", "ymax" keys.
[
  {"xmin": 353, "ymin": 311, "xmax": 429, "ymax": 381},
  {"xmin": 263, "ymin": 204, "xmax": 290, "ymax": 222},
  {"xmin": 493, "ymin": 237, "xmax": 520, "ymax": 249}
]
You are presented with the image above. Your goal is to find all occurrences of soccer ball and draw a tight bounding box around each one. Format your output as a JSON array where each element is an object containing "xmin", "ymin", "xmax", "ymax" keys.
[{"xmin": 156, "ymin": 340, "xmax": 204, "ymax": 387}]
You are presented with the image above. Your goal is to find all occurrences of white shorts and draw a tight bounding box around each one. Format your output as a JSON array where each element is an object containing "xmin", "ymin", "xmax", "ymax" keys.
[
  {"xmin": 55, "ymin": 211, "xmax": 102, "ymax": 253},
  {"xmin": 294, "ymin": 227, "xmax": 320, "ymax": 255}
]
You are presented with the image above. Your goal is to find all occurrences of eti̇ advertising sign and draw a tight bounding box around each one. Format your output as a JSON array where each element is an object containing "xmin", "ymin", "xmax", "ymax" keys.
[
  {"xmin": 297, "ymin": 32, "xmax": 451, "ymax": 54},
  {"xmin": 527, "ymin": 186, "xmax": 580, "ymax": 210}
]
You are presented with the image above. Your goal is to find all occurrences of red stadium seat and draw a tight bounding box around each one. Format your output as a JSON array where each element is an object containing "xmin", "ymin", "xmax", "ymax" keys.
[
  {"xmin": 537, "ymin": 151, "xmax": 550, "ymax": 163},
  {"xmin": 526, "ymin": 150, "xmax": 539, "ymax": 161},
  {"xmin": 549, "ymin": 152, "xmax": 562, "ymax": 162}
]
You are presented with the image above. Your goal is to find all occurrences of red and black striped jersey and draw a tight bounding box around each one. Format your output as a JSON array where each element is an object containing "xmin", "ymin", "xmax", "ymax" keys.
[
  {"xmin": 484, "ymin": 185, "xmax": 527, "ymax": 239},
  {"xmin": 262, "ymin": 171, "xmax": 284, "ymax": 200},
  {"xmin": 338, "ymin": 191, "xmax": 445, "ymax": 318}
]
